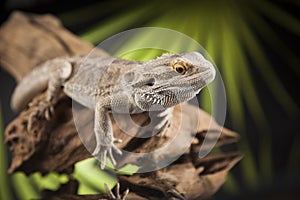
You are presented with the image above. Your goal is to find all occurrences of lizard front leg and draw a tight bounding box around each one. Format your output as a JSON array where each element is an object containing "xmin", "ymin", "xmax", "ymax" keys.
[
  {"xmin": 93, "ymin": 98, "xmax": 122, "ymax": 169},
  {"xmin": 27, "ymin": 60, "xmax": 72, "ymax": 130},
  {"xmin": 153, "ymin": 107, "xmax": 173, "ymax": 137}
]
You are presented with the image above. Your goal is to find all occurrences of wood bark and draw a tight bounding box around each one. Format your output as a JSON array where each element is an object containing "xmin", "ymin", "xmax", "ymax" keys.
[{"xmin": 0, "ymin": 11, "xmax": 242, "ymax": 200}]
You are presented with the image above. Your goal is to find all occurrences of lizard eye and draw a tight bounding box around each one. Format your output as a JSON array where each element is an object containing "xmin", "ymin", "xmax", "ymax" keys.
[{"xmin": 173, "ymin": 63, "xmax": 187, "ymax": 75}]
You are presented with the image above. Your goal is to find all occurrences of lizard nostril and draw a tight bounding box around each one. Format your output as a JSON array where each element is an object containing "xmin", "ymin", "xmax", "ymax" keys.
[{"xmin": 145, "ymin": 78, "xmax": 155, "ymax": 86}]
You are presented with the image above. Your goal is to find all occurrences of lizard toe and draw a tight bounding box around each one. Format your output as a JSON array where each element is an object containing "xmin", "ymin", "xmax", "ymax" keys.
[
  {"xmin": 100, "ymin": 148, "xmax": 108, "ymax": 169},
  {"xmin": 92, "ymin": 144, "xmax": 101, "ymax": 156},
  {"xmin": 105, "ymin": 182, "xmax": 129, "ymax": 200},
  {"xmin": 108, "ymin": 147, "xmax": 117, "ymax": 166},
  {"xmin": 153, "ymin": 118, "xmax": 171, "ymax": 137},
  {"xmin": 26, "ymin": 100, "xmax": 55, "ymax": 131},
  {"xmin": 112, "ymin": 144, "xmax": 123, "ymax": 155},
  {"xmin": 93, "ymin": 144, "xmax": 122, "ymax": 169}
]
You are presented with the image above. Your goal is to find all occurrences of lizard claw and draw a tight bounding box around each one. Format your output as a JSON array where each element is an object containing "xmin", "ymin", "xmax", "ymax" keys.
[
  {"xmin": 104, "ymin": 183, "xmax": 129, "ymax": 200},
  {"xmin": 92, "ymin": 142, "xmax": 122, "ymax": 169},
  {"xmin": 27, "ymin": 100, "xmax": 54, "ymax": 132}
]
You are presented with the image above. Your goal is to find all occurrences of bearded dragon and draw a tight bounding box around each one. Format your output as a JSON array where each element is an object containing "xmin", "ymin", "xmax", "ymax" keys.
[{"xmin": 11, "ymin": 52, "xmax": 216, "ymax": 169}]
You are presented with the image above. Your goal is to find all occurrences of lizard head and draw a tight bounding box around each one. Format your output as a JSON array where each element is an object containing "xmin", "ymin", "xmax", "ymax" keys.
[{"xmin": 122, "ymin": 52, "xmax": 215, "ymax": 111}]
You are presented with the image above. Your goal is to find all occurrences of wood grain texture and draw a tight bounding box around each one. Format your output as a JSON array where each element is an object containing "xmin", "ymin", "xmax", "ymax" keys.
[{"xmin": 0, "ymin": 11, "xmax": 242, "ymax": 200}]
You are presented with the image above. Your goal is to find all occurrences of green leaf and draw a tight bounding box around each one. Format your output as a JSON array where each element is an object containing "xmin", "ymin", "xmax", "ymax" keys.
[
  {"xmin": 29, "ymin": 172, "xmax": 69, "ymax": 191},
  {"xmin": 73, "ymin": 158, "xmax": 116, "ymax": 194},
  {"xmin": 12, "ymin": 172, "xmax": 40, "ymax": 200}
]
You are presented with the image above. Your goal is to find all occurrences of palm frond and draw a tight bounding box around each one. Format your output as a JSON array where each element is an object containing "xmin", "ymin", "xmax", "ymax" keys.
[
  {"xmin": 0, "ymin": 105, "xmax": 13, "ymax": 200},
  {"xmin": 255, "ymin": 1, "xmax": 300, "ymax": 37}
]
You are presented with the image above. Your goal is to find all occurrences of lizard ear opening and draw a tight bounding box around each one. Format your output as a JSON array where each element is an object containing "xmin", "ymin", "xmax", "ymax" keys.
[
  {"xmin": 145, "ymin": 78, "xmax": 155, "ymax": 86},
  {"xmin": 123, "ymin": 71, "xmax": 135, "ymax": 83}
]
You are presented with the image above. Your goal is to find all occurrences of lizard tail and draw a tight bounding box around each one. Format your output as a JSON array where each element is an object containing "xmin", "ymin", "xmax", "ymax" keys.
[{"xmin": 10, "ymin": 63, "xmax": 50, "ymax": 112}]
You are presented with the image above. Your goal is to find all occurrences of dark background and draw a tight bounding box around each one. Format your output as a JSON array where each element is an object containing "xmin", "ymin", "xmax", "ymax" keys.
[{"xmin": 0, "ymin": 0, "xmax": 299, "ymax": 199}]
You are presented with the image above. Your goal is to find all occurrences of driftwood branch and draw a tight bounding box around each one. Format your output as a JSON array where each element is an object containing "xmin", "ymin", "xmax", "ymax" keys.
[{"xmin": 0, "ymin": 11, "xmax": 242, "ymax": 200}]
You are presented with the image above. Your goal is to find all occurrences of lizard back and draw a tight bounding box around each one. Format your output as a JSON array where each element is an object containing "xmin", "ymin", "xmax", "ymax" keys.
[{"xmin": 63, "ymin": 55, "xmax": 139, "ymax": 109}]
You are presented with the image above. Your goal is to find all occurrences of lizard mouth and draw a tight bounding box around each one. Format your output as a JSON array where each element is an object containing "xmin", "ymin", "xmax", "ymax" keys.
[
  {"xmin": 140, "ymin": 91, "xmax": 178, "ymax": 108},
  {"xmin": 140, "ymin": 85, "xmax": 196, "ymax": 108}
]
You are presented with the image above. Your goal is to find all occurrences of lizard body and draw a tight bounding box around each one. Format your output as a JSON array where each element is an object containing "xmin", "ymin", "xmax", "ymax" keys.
[{"xmin": 11, "ymin": 52, "xmax": 215, "ymax": 169}]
